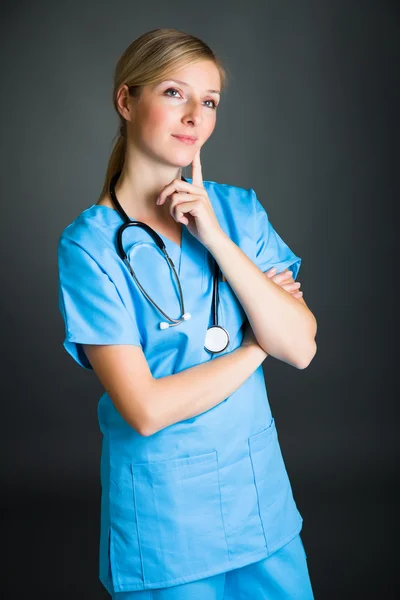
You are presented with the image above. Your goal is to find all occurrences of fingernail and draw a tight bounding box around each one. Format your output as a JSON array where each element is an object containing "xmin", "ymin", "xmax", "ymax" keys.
[{"xmin": 270, "ymin": 267, "xmax": 277, "ymax": 273}]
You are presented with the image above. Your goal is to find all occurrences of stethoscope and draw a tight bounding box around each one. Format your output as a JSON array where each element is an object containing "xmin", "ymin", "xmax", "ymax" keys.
[{"xmin": 109, "ymin": 170, "xmax": 230, "ymax": 354}]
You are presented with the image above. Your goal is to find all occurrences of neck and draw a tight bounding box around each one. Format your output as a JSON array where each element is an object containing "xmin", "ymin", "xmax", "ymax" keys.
[{"xmin": 111, "ymin": 144, "xmax": 184, "ymax": 221}]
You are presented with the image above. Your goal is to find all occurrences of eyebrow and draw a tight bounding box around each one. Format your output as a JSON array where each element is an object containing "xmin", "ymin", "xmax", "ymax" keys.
[{"xmin": 160, "ymin": 79, "xmax": 221, "ymax": 95}]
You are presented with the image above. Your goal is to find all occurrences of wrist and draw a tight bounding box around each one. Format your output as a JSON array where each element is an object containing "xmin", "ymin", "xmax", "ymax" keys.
[
  {"xmin": 204, "ymin": 229, "xmax": 231, "ymax": 254},
  {"xmin": 239, "ymin": 343, "xmax": 268, "ymax": 365}
]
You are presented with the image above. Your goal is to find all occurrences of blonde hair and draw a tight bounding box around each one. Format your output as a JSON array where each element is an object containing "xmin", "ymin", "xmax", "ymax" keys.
[{"xmin": 97, "ymin": 28, "xmax": 228, "ymax": 202}]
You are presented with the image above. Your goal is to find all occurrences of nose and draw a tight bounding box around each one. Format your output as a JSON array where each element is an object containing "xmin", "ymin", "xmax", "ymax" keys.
[{"xmin": 182, "ymin": 100, "xmax": 203, "ymax": 126}]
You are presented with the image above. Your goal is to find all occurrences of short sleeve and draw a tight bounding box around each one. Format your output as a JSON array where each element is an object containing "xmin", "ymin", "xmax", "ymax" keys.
[
  {"xmin": 251, "ymin": 189, "xmax": 302, "ymax": 280},
  {"xmin": 57, "ymin": 235, "xmax": 142, "ymax": 370}
]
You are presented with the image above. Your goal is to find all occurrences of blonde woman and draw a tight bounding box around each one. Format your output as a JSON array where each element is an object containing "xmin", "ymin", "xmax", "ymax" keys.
[{"xmin": 57, "ymin": 28, "xmax": 317, "ymax": 599}]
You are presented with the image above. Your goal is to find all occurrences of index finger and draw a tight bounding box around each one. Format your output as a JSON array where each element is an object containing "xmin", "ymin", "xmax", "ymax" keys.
[{"xmin": 191, "ymin": 149, "xmax": 204, "ymax": 188}]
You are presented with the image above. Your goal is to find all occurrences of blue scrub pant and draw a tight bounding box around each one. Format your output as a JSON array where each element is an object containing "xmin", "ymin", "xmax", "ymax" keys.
[{"xmin": 109, "ymin": 533, "xmax": 314, "ymax": 599}]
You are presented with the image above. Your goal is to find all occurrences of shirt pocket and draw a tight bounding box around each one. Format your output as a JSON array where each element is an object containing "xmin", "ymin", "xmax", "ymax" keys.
[
  {"xmin": 131, "ymin": 450, "xmax": 229, "ymax": 587},
  {"xmin": 248, "ymin": 418, "xmax": 303, "ymax": 555}
]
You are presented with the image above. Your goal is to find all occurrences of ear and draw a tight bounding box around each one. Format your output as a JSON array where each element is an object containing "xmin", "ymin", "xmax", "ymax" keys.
[{"xmin": 116, "ymin": 84, "xmax": 136, "ymax": 125}]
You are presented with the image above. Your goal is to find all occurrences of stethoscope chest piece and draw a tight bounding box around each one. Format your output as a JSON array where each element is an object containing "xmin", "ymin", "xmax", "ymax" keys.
[{"xmin": 204, "ymin": 325, "xmax": 230, "ymax": 354}]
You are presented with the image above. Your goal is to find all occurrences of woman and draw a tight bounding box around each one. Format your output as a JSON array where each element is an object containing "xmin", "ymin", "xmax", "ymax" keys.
[{"xmin": 57, "ymin": 28, "xmax": 317, "ymax": 599}]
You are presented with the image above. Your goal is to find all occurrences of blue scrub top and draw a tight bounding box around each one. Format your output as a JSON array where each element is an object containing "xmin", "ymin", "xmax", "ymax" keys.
[{"xmin": 57, "ymin": 178, "xmax": 303, "ymax": 594}]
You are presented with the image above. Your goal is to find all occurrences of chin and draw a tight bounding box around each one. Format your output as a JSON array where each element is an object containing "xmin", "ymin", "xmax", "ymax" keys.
[{"xmin": 164, "ymin": 153, "xmax": 197, "ymax": 169}]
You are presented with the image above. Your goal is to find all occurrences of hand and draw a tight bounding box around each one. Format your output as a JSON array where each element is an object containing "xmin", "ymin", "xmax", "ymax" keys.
[
  {"xmin": 156, "ymin": 149, "xmax": 225, "ymax": 249},
  {"xmin": 265, "ymin": 267, "xmax": 303, "ymax": 299}
]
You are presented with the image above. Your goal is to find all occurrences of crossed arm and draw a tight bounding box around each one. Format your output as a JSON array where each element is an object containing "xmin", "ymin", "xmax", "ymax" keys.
[
  {"xmin": 83, "ymin": 259, "xmax": 316, "ymax": 436},
  {"xmin": 83, "ymin": 234, "xmax": 317, "ymax": 436},
  {"xmin": 207, "ymin": 233, "xmax": 317, "ymax": 370}
]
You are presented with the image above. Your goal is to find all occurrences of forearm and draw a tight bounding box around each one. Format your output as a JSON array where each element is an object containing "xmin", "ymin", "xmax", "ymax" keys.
[
  {"xmin": 207, "ymin": 233, "xmax": 317, "ymax": 368},
  {"xmin": 146, "ymin": 345, "xmax": 267, "ymax": 436}
]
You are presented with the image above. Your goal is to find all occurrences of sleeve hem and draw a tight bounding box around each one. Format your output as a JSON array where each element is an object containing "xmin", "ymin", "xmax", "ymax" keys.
[
  {"xmin": 63, "ymin": 338, "xmax": 143, "ymax": 371},
  {"xmin": 261, "ymin": 257, "xmax": 302, "ymax": 280}
]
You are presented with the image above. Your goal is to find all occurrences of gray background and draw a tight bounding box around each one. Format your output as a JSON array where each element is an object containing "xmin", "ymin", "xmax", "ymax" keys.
[{"xmin": 1, "ymin": 0, "xmax": 398, "ymax": 597}]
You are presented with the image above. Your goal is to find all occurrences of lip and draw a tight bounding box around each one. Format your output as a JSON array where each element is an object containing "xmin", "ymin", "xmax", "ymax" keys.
[{"xmin": 172, "ymin": 134, "xmax": 198, "ymax": 144}]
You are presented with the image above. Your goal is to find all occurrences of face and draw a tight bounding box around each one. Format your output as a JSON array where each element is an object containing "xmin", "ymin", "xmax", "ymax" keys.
[{"xmin": 121, "ymin": 60, "xmax": 221, "ymax": 167}]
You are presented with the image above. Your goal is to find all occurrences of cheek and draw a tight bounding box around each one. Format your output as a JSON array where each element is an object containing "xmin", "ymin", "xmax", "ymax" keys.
[{"xmin": 142, "ymin": 106, "xmax": 172, "ymax": 132}]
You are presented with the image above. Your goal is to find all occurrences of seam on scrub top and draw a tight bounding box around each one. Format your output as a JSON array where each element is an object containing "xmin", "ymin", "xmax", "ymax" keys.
[
  {"xmin": 131, "ymin": 450, "xmax": 217, "ymax": 473},
  {"xmin": 248, "ymin": 439, "xmax": 269, "ymax": 554},
  {"xmin": 216, "ymin": 451, "xmax": 231, "ymax": 561},
  {"xmin": 107, "ymin": 434, "xmax": 121, "ymax": 590},
  {"xmin": 58, "ymin": 281, "xmax": 72, "ymax": 340},
  {"xmin": 266, "ymin": 519, "xmax": 304, "ymax": 558},
  {"xmin": 131, "ymin": 469, "xmax": 145, "ymax": 586}
]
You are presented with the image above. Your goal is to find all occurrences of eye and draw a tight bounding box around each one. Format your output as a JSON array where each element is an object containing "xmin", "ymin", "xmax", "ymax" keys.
[
  {"xmin": 204, "ymin": 99, "xmax": 218, "ymax": 110},
  {"xmin": 164, "ymin": 88, "xmax": 218, "ymax": 110},
  {"xmin": 164, "ymin": 87, "xmax": 182, "ymax": 98}
]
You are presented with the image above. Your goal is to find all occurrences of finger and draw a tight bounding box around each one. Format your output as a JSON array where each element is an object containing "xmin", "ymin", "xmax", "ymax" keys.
[
  {"xmin": 274, "ymin": 270, "xmax": 295, "ymax": 284},
  {"xmin": 266, "ymin": 268, "xmax": 277, "ymax": 278},
  {"xmin": 266, "ymin": 267, "xmax": 293, "ymax": 279},
  {"xmin": 157, "ymin": 178, "xmax": 204, "ymax": 205},
  {"xmin": 281, "ymin": 282, "xmax": 301, "ymax": 293},
  {"xmin": 170, "ymin": 198, "xmax": 201, "ymax": 223},
  {"xmin": 168, "ymin": 193, "xmax": 198, "ymax": 220},
  {"xmin": 192, "ymin": 149, "xmax": 204, "ymax": 188}
]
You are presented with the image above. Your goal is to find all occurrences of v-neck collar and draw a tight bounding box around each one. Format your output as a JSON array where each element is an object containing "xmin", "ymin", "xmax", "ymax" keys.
[
  {"xmin": 86, "ymin": 203, "xmax": 185, "ymax": 276},
  {"xmin": 87, "ymin": 204, "xmax": 181, "ymax": 246}
]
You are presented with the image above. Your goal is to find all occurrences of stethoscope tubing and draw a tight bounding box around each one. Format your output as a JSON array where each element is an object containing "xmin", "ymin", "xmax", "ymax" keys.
[{"xmin": 109, "ymin": 170, "xmax": 229, "ymax": 352}]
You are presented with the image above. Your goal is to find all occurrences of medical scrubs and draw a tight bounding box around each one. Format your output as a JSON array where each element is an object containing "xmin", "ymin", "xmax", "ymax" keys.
[{"xmin": 57, "ymin": 178, "xmax": 313, "ymax": 598}]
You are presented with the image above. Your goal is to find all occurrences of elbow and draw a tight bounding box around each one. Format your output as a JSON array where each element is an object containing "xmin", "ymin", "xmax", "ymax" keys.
[
  {"xmin": 136, "ymin": 416, "xmax": 156, "ymax": 437},
  {"xmin": 138, "ymin": 427, "xmax": 152, "ymax": 437},
  {"xmin": 128, "ymin": 414, "xmax": 152, "ymax": 437},
  {"xmin": 141, "ymin": 420, "xmax": 164, "ymax": 438},
  {"xmin": 295, "ymin": 340, "xmax": 317, "ymax": 370},
  {"xmin": 128, "ymin": 394, "xmax": 157, "ymax": 438},
  {"xmin": 136, "ymin": 420, "xmax": 152, "ymax": 437},
  {"xmin": 136, "ymin": 406, "xmax": 156, "ymax": 437},
  {"xmin": 136, "ymin": 385, "xmax": 161, "ymax": 437}
]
